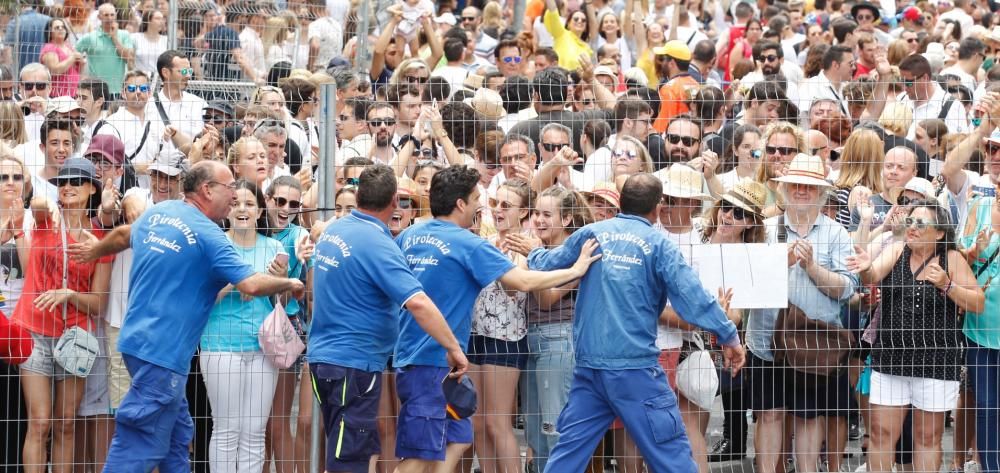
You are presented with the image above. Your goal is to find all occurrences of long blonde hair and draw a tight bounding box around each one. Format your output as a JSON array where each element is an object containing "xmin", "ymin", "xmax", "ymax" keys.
[
  {"xmin": 0, "ymin": 102, "xmax": 27, "ymax": 146},
  {"xmin": 834, "ymin": 129, "xmax": 884, "ymax": 193},
  {"xmin": 389, "ymin": 58, "xmax": 430, "ymax": 85},
  {"xmin": 262, "ymin": 17, "xmax": 289, "ymax": 55}
]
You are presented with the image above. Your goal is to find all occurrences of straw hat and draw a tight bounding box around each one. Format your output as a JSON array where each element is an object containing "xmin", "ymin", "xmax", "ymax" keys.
[
  {"xmin": 771, "ymin": 154, "xmax": 832, "ymax": 187},
  {"xmin": 582, "ymin": 181, "xmax": 621, "ymax": 209},
  {"xmin": 655, "ymin": 164, "xmax": 713, "ymax": 200},
  {"xmin": 397, "ymin": 176, "xmax": 429, "ymax": 213},
  {"xmin": 721, "ymin": 178, "xmax": 768, "ymax": 217},
  {"xmin": 464, "ymin": 88, "xmax": 505, "ymax": 120}
]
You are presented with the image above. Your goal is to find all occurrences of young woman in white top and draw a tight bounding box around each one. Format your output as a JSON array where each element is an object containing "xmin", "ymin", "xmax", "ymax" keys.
[{"xmin": 130, "ymin": 10, "xmax": 168, "ymax": 77}]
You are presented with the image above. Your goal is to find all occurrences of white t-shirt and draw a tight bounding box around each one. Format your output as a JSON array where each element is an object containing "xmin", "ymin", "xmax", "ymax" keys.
[
  {"xmin": 308, "ymin": 17, "xmax": 344, "ymax": 69},
  {"xmin": 130, "ymin": 32, "xmax": 167, "ymax": 76},
  {"xmin": 431, "ymin": 65, "xmax": 469, "ymax": 100},
  {"xmin": 655, "ymin": 226, "xmax": 701, "ymax": 349}
]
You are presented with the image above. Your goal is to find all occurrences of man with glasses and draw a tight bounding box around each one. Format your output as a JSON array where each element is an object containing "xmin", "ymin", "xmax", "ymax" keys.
[
  {"xmin": 492, "ymin": 133, "xmax": 539, "ymax": 193},
  {"xmin": 202, "ymin": 103, "xmax": 235, "ymax": 131},
  {"xmin": 77, "ymin": 78, "xmax": 112, "ymax": 153},
  {"xmin": 849, "ymin": 146, "xmax": 919, "ymax": 234},
  {"xmin": 338, "ymin": 98, "xmax": 373, "ymax": 163},
  {"xmin": 19, "ymin": 63, "xmax": 51, "ymax": 142},
  {"xmin": 366, "ymin": 103, "xmax": 399, "ymax": 164},
  {"xmin": 155, "ymin": 50, "xmax": 207, "ymax": 140},
  {"xmin": 664, "ymin": 117, "xmax": 702, "ymax": 164},
  {"xmin": 76, "ymin": 3, "xmax": 135, "ymax": 97},
  {"xmin": 460, "ymin": 6, "xmax": 498, "ymax": 61},
  {"xmin": 900, "ymin": 29, "xmax": 921, "ymax": 54},
  {"xmin": 85, "ymin": 134, "xmax": 134, "ymax": 227},
  {"xmin": 799, "ymin": 45, "xmax": 853, "ymax": 124},
  {"xmin": 897, "ymin": 54, "xmax": 970, "ymax": 137},
  {"xmin": 100, "ymin": 70, "xmax": 193, "ymax": 189},
  {"xmin": 495, "ymin": 39, "xmax": 524, "ymax": 78}
]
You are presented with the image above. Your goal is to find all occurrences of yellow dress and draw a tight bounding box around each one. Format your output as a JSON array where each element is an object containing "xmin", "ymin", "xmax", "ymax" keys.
[{"xmin": 543, "ymin": 10, "xmax": 593, "ymax": 71}]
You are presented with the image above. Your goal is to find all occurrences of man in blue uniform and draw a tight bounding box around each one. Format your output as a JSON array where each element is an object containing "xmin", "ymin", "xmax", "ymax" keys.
[
  {"xmin": 308, "ymin": 164, "xmax": 468, "ymax": 473},
  {"xmin": 527, "ymin": 173, "xmax": 747, "ymax": 473},
  {"xmin": 71, "ymin": 161, "xmax": 305, "ymax": 473},
  {"xmin": 393, "ymin": 166, "xmax": 600, "ymax": 473}
]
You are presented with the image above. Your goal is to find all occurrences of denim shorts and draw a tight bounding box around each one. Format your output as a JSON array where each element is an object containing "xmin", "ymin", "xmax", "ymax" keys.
[
  {"xmin": 467, "ymin": 334, "xmax": 528, "ymax": 370},
  {"xmin": 21, "ymin": 331, "xmax": 72, "ymax": 381},
  {"xmin": 394, "ymin": 365, "xmax": 473, "ymax": 461},
  {"xmin": 311, "ymin": 363, "xmax": 382, "ymax": 473}
]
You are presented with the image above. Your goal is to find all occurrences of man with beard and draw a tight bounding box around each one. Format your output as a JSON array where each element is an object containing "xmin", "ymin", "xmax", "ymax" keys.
[
  {"xmin": 799, "ymin": 45, "xmax": 853, "ymax": 124},
  {"xmin": 367, "ymin": 103, "xmax": 398, "ymax": 164},
  {"xmin": 653, "ymin": 40, "xmax": 699, "ymax": 133},
  {"xmin": 664, "ymin": 117, "xmax": 702, "ymax": 165},
  {"xmin": 739, "ymin": 41, "xmax": 801, "ymax": 104}
]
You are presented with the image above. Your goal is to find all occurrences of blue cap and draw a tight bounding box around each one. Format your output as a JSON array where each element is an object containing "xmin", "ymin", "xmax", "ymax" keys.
[{"xmin": 442, "ymin": 375, "xmax": 477, "ymax": 420}]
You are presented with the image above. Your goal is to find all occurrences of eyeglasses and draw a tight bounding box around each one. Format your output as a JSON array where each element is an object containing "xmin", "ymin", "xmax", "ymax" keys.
[
  {"xmin": 58, "ymin": 177, "xmax": 88, "ymax": 187},
  {"xmin": 89, "ymin": 158, "xmax": 115, "ymax": 170},
  {"xmin": 904, "ymin": 216, "xmax": 935, "ymax": 230},
  {"xmin": 766, "ymin": 145, "xmax": 797, "ymax": 156},
  {"xmin": 208, "ymin": 180, "xmax": 238, "ymax": 190},
  {"xmin": 0, "ymin": 173, "xmax": 24, "ymax": 182},
  {"xmin": 21, "ymin": 82, "xmax": 48, "ymax": 91},
  {"xmin": 273, "ymin": 196, "xmax": 302, "ymax": 209},
  {"xmin": 398, "ymin": 198, "xmax": 415, "ymax": 209},
  {"xmin": 540, "ymin": 142, "xmax": 568, "ymax": 152},
  {"xmin": 571, "ymin": 16, "xmax": 587, "ymax": 23},
  {"xmin": 758, "ymin": 54, "xmax": 779, "ymax": 63},
  {"xmin": 720, "ymin": 201, "xmax": 750, "ymax": 220},
  {"xmin": 897, "ymin": 194, "xmax": 913, "ymax": 206},
  {"xmin": 501, "ymin": 153, "xmax": 529, "ymax": 162},
  {"xmin": 666, "ymin": 134, "xmax": 700, "ymax": 147},
  {"xmin": 906, "ymin": 37, "xmax": 919, "ymax": 43},
  {"xmin": 368, "ymin": 118, "xmax": 396, "ymax": 128},
  {"xmin": 404, "ymin": 75, "xmax": 428, "ymax": 84},
  {"xmin": 126, "ymin": 84, "xmax": 150, "ymax": 93},
  {"xmin": 855, "ymin": 14, "xmax": 873, "ymax": 21},
  {"xmin": 613, "ymin": 149, "xmax": 638, "ymax": 160},
  {"xmin": 176, "ymin": 68, "xmax": 193, "ymax": 77},
  {"xmin": 417, "ymin": 148, "xmax": 435, "ymax": 158},
  {"xmin": 484, "ymin": 162, "xmax": 502, "ymax": 170},
  {"xmin": 493, "ymin": 200, "xmax": 520, "ymax": 211},
  {"xmin": 502, "ymin": 56, "xmax": 522, "ymax": 64}
]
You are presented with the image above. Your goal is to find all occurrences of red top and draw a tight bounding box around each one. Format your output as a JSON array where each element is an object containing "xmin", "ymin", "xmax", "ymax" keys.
[
  {"xmin": 854, "ymin": 62, "xmax": 874, "ymax": 79},
  {"xmin": 0, "ymin": 314, "xmax": 33, "ymax": 365},
  {"xmin": 12, "ymin": 216, "xmax": 112, "ymax": 337}
]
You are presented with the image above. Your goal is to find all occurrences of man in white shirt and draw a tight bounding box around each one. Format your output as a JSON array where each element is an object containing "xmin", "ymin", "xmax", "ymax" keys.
[
  {"xmin": 19, "ymin": 63, "xmax": 50, "ymax": 143},
  {"xmin": 939, "ymin": 37, "xmax": 985, "ymax": 93},
  {"xmin": 239, "ymin": 4, "xmax": 267, "ymax": 80},
  {"xmin": 76, "ymin": 77, "xmax": 112, "ymax": 154},
  {"xmin": 799, "ymin": 45, "xmax": 853, "ymax": 123},
  {"xmin": 337, "ymin": 97, "xmax": 372, "ymax": 163},
  {"xmin": 153, "ymin": 50, "xmax": 206, "ymax": 141},
  {"xmin": 897, "ymin": 54, "xmax": 970, "ymax": 137},
  {"xmin": 309, "ymin": 0, "xmax": 344, "ymax": 70}
]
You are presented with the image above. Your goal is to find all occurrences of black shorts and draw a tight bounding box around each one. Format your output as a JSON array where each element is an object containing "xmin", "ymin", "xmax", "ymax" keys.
[
  {"xmin": 467, "ymin": 334, "xmax": 528, "ymax": 370},
  {"xmin": 745, "ymin": 352, "xmax": 786, "ymax": 412},
  {"xmin": 785, "ymin": 369, "xmax": 853, "ymax": 419},
  {"xmin": 310, "ymin": 363, "xmax": 382, "ymax": 473}
]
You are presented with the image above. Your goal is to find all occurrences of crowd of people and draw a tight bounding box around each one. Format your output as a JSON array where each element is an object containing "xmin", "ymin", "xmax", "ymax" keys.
[{"xmin": 0, "ymin": 0, "xmax": 999, "ymax": 471}]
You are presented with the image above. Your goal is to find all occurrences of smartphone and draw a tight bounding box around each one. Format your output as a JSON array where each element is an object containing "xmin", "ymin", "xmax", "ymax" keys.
[{"xmin": 274, "ymin": 252, "xmax": 289, "ymax": 266}]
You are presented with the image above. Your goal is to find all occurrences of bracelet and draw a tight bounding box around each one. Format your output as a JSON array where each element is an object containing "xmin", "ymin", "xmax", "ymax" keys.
[{"xmin": 944, "ymin": 279, "xmax": 954, "ymax": 295}]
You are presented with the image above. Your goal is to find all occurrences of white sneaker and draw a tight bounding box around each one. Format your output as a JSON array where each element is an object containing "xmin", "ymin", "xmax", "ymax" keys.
[{"xmin": 854, "ymin": 462, "xmax": 867, "ymax": 472}]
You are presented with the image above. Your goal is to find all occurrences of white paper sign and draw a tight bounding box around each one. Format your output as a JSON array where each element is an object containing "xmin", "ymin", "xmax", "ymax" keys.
[{"xmin": 690, "ymin": 243, "xmax": 789, "ymax": 309}]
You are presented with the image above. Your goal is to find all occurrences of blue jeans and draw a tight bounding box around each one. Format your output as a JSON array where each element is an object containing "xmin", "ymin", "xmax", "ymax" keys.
[
  {"xmin": 543, "ymin": 366, "xmax": 697, "ymax": 473},
  {"xmin": 967, "ymin": 342, "xmax": 1000, "ymax": 473},
  {"xmin": 103, "ymin": 355, "xmax": 192, "ymax": 473},
  {"xmin": 520, "ymin": 322, "xmax": 574, "ymax": 472}
]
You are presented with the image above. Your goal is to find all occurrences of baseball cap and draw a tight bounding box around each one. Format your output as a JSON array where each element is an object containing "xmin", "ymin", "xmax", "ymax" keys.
[
  {"xmin": 147, "ymin": 149, "xmax": 191, "ymax": 177},
  {"xmin": 46, "ymin": 96, "xmax": 84, "ymax": 116},
  {"xmin": 203, "ymin": 102, "xmax": 234, "ymax": 118},
  {"xmin": 443, "ymin": 374, "xmax": 477, "ymax": 420},
  {"xmin": 651, "ymin": 40, "xmax": 692, "ymax": 61},
  {"xmin": 84, "ymin": 134, "xmax": 126, "ymax": 165}
]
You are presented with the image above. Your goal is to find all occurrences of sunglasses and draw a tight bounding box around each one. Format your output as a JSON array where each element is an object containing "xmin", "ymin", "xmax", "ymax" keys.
[
  {"xmin": 0, "ymin": 173, "xmax": 24, "ymax": 182},
  {"xmin": 830, "ymin": 148, "xmax": 841, "ymax": 161},
  {"xmin": 906, "ymin": 37, "xmax": 919, "ymax": 43},
  {"xmin": 766, "ymin": 145, "xmax": 797, "ymax": 156},
  {"xmin": 461, "ymin": 16, "xmax": 476, "ymax": 21},
  {"xmin": 274, "ymin": 196, "xmax": 302, "ymax": 209},
  {"xmin": 904, "ymin": 216, "xmax": 935, "ymax": 230},
  {"xmin": 540, "ymin": 142, "xmax": 568, "ymax": 152},
  {"xmin": 855, "ymin": 14, "xmax": 874, "ymax": 20},
  {"xmin": 58, "ymin": 177, "xmax": 88, "ymax": 187},
  {"xmin": 897, "ymin": 194, "xmax": 912, "ymax": 206},
  {"xmin": 666, "ymin": 134, "xmax": 699, "ymax": 147},
  {"xmin": 758, "ymin": 54, "xmax": 779, "ymax": 63},
  {"xmin": 368, "ymin": 118, "xmax": 396, "ymax": 128},
  {"xmin": 988, "ymin": 144, "xmax": 1000, "ymax": 155},
  {"xmin": 126, "ymin": 84, "xmax": 150, "ymax": 93},
  {"xmin": 720, "ymin": 201, "xmax": 750, "ymax": 220},
  {"xmin": 22, "ymin": 82, "xmax": 48, "ymax": 91},
  {"xmin": 571, "ymin": 16, "xmax": 587, "ymax": 23},
  {"xmin": 502, "ymin": 56, "xmax": 522, "ymax": 64},
  {"xmin": 177, "ymin": 67, "xmax": 194, "ymax": 77},
  {"xmin": 203, "ymin": 114, "xmax": 230, "ymax": 124},
  {"xmin": 613, "ymin": 149, "xmax": 638, "ymax": 160},
  {"xmin": 345, "ymin": 177, "xmax": 360, "ymax": 186},
  {"xmin": 417, "ymin": 148, "xmax": 435, "ymax": 158},
  {"xmin": 398, "ymin": 198, "xmax": 415, "ymax": 209},
  {"xmin": 404, "ymin": 76, "xmax": 428, "ymax": 84}
]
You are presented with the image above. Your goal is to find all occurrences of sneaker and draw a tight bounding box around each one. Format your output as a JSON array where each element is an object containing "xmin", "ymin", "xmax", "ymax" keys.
[
  {"xmin": 786, "ymin": 457, "xmax": 797, "ymax": 473},
  {"xmin": 855, "ymin": 462, "xmax": 867, "ymax": 472},
  {"xmin": 708, "ymin": 438, "xmax": 746, "ymax": 463},
  {"xmin": 849, "ymin": 421, "xmax": 863, "ymax": 441}
]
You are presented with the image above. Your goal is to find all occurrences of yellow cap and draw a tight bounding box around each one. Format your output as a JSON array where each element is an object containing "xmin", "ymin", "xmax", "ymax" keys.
[{"xmin": 651, "ymin": 40, "xmax": 692, "ymax": 61}]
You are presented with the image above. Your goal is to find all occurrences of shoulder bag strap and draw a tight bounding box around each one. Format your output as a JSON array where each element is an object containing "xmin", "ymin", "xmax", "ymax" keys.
[
  {"xmin": 938, "ymin": 98, "xmax": 955, "ymax": 121},
  {"xmin": 127, "ymin": 121, "xmax": 152, "ymax": 163},
  {"xmin": 153, "ymin": 91, "xmax": 171, "ymax": 126},
  {"xmin": 58, "ymin": 207, "xmax": 69, "ymax": 328}
]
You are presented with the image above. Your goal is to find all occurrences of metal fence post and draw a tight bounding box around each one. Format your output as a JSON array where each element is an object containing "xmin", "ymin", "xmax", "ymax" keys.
[
  {"xmin": 310, "ymin": 82, "xmax": 338, "ymax": 473},
  {"xmin": 167, "ymin": 0, "xmax": 178, "ymax": 50}
]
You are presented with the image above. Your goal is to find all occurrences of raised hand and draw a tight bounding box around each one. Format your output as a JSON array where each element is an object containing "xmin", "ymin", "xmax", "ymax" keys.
[{"xmin": 846, "ymin": 244, "xmax": 872, "ymax": 274}]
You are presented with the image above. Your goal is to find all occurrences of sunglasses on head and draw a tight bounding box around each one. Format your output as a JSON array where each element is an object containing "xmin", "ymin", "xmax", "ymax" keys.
[
  {"xmin": 368, "ymin": 118, "xmax": 396, "ymax": 128},
  {"xmin": 0, "ymin": 173, "xmax": 24, "ymax": 182},
  {"xmin": 22, "ymin": 82, "xmax": 47, "ymax": 91},
  {"xmin": 274, "ymin": 196, "xmax": 302, "ymax": 209},
  {"xmin": 126, "ymin": 84, "xmax": 150, "ymax": 93},
  {"xmin": 540, "ymin": 142, "xmax": 568, "ymax": 152},
  {"xmin": 766, "ymin": 145, "xmax": 797, "ymax": 156},
  {"xmin": 720, "ymin": 201, "xmax": 750, "ymax": 220},
  {"xmin": 666, "ymin": 134, "xmax": 699, "ymax": 147},
  {"xmin": 904, "ymin": 216, "xmax": 935, "ymax": 230}
]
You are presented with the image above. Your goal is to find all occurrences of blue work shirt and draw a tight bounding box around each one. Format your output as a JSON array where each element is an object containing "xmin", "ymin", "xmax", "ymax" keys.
[
  {"xmin": 394, "ymin": 219, "xmax": 515, "ymax": 368},
  {"xmin": 528, "ymin": 213, "xmax": 739, "ymax": 370},
  {"xmin": 309, "ymin": 210, "xmax": 424, "ymax": 372},
  {"xmin": 118, "ymin": 200, "xmax": 256, "ymax": 375},
  {"xmin": 4, "ymin": 9, "xmax": 51, "ymax": 72},
  {"xmin": 746, "ymin": 214, "xmax": 858, "ymax": 361}
]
